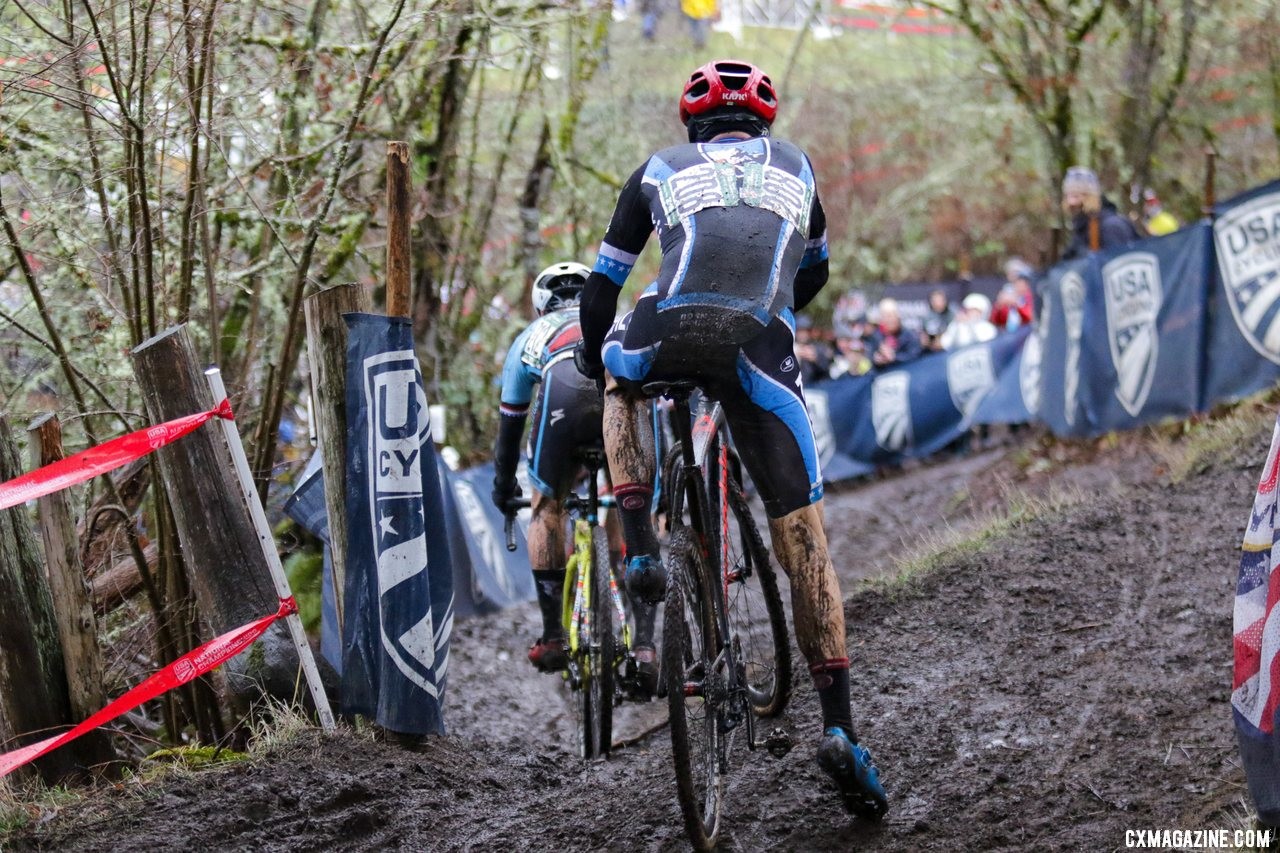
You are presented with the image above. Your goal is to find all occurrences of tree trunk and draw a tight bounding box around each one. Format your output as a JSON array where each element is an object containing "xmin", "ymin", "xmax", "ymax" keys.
[{"xmin": 0, "ymin": 416, "xmax": 78, "ymax": 784}]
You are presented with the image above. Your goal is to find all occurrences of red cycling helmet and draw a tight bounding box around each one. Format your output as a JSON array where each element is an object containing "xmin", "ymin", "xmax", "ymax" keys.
[{"xmin": 679, "ymin": 59, "xmax": 778, "ymax": 127}]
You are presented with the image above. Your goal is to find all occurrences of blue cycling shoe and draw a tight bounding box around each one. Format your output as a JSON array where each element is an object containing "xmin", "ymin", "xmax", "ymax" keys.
[
  {"xmin": 816, "ymin": 727, "xmax": 888, "ymax": 820},
  {"xmin": 625, "ymin": 554, "xmax": 667, "ymax": 604}
]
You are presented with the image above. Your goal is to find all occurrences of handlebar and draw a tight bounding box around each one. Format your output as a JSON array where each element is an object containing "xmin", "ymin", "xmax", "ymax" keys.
[
  {"xmin": 503, "ymin": 497, "xmax": 531, "ymax": 552},
  {"xmin": 501, "ymin": 493, "xmax": 615, "ymax": 552}
]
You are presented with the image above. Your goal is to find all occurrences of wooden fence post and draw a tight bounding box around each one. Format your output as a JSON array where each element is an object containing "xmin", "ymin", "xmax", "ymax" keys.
[
  {"xmin": 386, "ymin": 140, "xmax": 412, "ymax": 319},
  {"xmin": 27, "ymin": 414, "xmax": 116, "ymax": 771},
  {"xmin": 1202, "ymin": 146, "xmax": 1217, "ymax": 218},
  {"xmin": 0, "ymin": 416, "xmax": 77, "ymax": 784},
  {"xmin": 130, "ymin": 325, "xmax": 301, "ymax": 703},
  {"xmin": 304, "ymin": 282, "xmax": 371, "ymax": 632}
]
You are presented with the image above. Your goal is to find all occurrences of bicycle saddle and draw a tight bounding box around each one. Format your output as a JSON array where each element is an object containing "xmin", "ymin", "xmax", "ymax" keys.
[{"xmin": 641, "ymin": 379, "xmax": 700, "ymax": 401}]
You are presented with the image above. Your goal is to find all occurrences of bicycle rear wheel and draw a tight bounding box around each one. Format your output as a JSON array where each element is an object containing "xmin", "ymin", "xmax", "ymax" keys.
[
  {"xmin": 565, "ymin": 554, "xmax": 593, "ymax": 760},
  {"xmin": 721, "ymin": 459, "xmax": 792, "ymax": 717},
  {"xmin": 588, "ymin": 526, "xmax": 615, "ymax": 757},
  {"xmin": 663, "ymin": 524, "xmax": 724, "ymax": 851}
]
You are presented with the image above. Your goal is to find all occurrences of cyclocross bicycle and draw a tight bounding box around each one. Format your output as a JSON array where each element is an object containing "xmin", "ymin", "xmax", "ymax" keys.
[
  {"xmin": 504, "ymin": 445, "xmax": 635, "ymax": 760},
  {"xmin": 649, "ymin": 380, "xmax": 793, "ymax": 851}
]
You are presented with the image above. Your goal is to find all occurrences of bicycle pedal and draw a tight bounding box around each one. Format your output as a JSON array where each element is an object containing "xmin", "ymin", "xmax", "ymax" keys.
[{"xmin": 763, "ymin": 728, "xmax": 793, "ymax": 758}]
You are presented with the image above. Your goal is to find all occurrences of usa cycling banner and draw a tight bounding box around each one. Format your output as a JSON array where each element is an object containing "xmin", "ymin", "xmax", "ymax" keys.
[
  {"xmin": 1234, "ymin": 406, "xmax": 1280, "ymax": 826},
  {"xmin": 806, "ymin": 327, "xmax": 1031, "ymax": 470},
  {"xmin": 1206, "ymin": 179, "xmax": 1280, "ymax": 406},
  {"xmin": 1032, "ymin": 224, "xmax": 1211, "ymax": 437},
  {"xmin": 342, "ymin": 314, "xmax": 454, "ymax": 735},
  {"xmin": 445, "ymin": 462, "xmax": 537, "ymax": 613}
]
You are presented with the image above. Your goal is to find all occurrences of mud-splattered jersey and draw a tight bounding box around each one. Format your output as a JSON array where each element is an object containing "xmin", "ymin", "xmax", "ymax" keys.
[
  {"xmin": 592, "ymin": 136, "xmax": 828, "ymax": 344},
  {"xmin": 499, "ymin": 308, "xmax": 582, "ymax": 411}
]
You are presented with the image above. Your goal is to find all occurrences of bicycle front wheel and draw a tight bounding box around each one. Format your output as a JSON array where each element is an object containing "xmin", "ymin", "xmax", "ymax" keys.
[
  {"xmin": 588, "ymin": 526, "xmax": 615, "ymax": 757},
  {"xmin": 663, "ymin": 524, "xmax": 724, "ymax": 851}
]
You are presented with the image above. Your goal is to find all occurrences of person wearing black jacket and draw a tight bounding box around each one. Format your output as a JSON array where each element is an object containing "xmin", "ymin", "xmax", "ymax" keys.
[{"xmin": 1061, "ymin": 166, "xmax": 1140, "ymax": 260}]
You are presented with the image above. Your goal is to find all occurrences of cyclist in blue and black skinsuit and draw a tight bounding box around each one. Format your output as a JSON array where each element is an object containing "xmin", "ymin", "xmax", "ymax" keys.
[
  {"xmin": 574, "ymin": 59, "xmax": 888, "ymax": 820},
  {"xmin": 492, "ymin": 262, "xmax": 660, "ymax": 690}
]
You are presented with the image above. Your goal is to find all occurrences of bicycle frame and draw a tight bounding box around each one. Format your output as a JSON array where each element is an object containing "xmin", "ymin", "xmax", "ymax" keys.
[
  {"xmin": 562, "ymin": 486, "xmax": 629, "ymax": 664},
  {"xmin": 664, "ymin": 389, "xmax": 751, "ymax": 739}
]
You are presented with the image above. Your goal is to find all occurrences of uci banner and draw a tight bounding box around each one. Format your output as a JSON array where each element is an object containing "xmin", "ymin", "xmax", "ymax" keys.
[{"xmin": 343, "ymin": 314, "xmax": 454, "ymax": 735}]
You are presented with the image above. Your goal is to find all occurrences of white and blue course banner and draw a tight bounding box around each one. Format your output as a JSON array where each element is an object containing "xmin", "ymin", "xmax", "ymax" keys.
[
  {"xmin": 1034, "ymin": 224, "xmax": 1211, "ymax": 437},
  {"xmin": 444, "ymin": 461, "xmax": 536, "ymax": 614},
  {"xmin": 343, "ymin": 314, "xmax": 454, "ymax": 735},
  {"xmin": 806, "ymin": 327, "xmax": 1032, "ymax": 471},
  {"xmin": 1207, "ymin": 179, "xmax": 1280, "ymax": 405}
]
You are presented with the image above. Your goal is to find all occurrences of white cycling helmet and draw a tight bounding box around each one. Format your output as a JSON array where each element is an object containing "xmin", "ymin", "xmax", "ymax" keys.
[{"xmin": 532, "ymin": 261, "xmax": 591, "ymax": 315}]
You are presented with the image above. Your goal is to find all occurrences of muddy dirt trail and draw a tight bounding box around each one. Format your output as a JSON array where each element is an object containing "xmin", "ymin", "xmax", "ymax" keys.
[{"xmin": 5, "ymin": 424, "xmax": 1261, "ymax": 852}]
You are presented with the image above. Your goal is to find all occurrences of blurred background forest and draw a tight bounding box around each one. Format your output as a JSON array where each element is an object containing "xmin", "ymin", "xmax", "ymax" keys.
[{"xmin": 1, "ymin": 0, "xmax": 1278, "ymax": 488}]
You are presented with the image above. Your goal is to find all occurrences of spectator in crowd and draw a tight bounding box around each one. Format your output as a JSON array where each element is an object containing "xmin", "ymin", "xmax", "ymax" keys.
[
  {"xmin": 940, "ymin": 293, "xmax": 997, "ymax": 350},
  {"xmin": 990, "ymin": 258, "xmax": 1036, "ymax": 332},
  {"xmin": 1141, "ymin": 188, "xmax": 1180, "ymax": 236},
  {"xmin": 921, "ymin": 288, "xmax": 955, "ymax": 352},
  {"xmin": 867, "ymin": 298, "xmax": 922, "ymax": 369},
  {"xmin": 794, "ymin": 314, "xmax": 833, "ymax": 385},
  {"xmin": 1060, "ymin": 166, "xmax": 1140, "ymax": 260},
  {"xmin": 834, "ymin": 290, "xmax": 869, "ymax": 334},
  {"xmin": 830, "ymin": 321, "xmax": 872, "ymax": 378},
  {"xmin": 680, "ymin": 0, "xmax": 716, "ymax": 48},
  {"xmin": 640, "ymin": 0, "xmax": 662, "ymax": 40}
]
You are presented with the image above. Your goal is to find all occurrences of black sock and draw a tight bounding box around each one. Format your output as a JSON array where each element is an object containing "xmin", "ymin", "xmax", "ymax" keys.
[
  {"xmin": 532, "ymin": 569, "xmax": 565, "ymax": 640},
  {"xmin": 615, "ymin": 484, "xmax": 659, "ymax": 561},
  {"xmin": 812, "ymin": 659, "xmax": 856, "ymax": 740},
  {"xmin": 631, "ymin": 598, "xmax": 657, "ymax": 649}
]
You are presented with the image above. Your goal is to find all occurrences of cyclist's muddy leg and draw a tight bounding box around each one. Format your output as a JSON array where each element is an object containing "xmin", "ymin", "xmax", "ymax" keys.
[
  {"xmin": 603, "ymin": 372, "xmax": 659, "ymax": 559},
  {"xmin": 768, "ymin": 500, "xmax": 856, "ymax": 738},
  {"xmin": 529, "ymin": 491, "xmax": 568, "ymax": 640},
  {"xmin": 603, "ymin": 372, "xmax": 663, "ymax": 638}
]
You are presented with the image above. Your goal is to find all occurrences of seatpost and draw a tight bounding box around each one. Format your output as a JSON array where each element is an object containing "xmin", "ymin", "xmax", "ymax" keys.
[{"xmin": 585, "ymin": 453, "xmax": 601, "ymax": 525}]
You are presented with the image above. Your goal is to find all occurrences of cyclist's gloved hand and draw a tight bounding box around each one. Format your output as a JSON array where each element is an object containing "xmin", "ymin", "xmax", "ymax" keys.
[
  {"xmin": 573, "ymin": 339, "xmax": 604, "ymax": 382},
  {"xmin": 491, "ymin": 477, "xmax": 522, "ymax": 512}
]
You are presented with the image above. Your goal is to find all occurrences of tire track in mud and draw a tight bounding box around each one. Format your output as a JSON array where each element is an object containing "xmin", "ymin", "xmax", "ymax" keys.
[
  {"xmin": 4, "ymin": 429, "xmax": 1262, "ymax": 852},
  {"xmin": 1047, "ymin": 511, "xmax": 1170, "ymax": 780}
]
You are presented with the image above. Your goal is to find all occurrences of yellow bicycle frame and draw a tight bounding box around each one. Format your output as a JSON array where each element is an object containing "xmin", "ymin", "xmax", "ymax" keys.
[{"xmin": 562, "ymin": 517, "xmax": 630, "ymax": 660}]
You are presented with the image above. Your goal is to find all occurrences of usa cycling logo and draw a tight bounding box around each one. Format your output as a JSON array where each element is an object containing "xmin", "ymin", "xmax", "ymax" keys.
[
  {"xmin": 946, "ymin": 347, "xmax": 995, "ymax": 425},
  {"xmin": 871, "ymin": 371, "xmax": 912, "ymax": 451},
  {"xmin": 1061, "ymin": 271, "xmax": 1086, "ymax": 427},
  {"xmin": 1215, "ymin": 189, "xmax": 1280, "ymax": 364},
  {"xmin": 1018, "ymin": 316, "xmax": 1045, "ymax": 416},
  {"xmin": 363, "ymin": 350, "xmax": 444, "ymax": 698},
  {"xmin": 1102, "ymin": 252, "xmax": 1162, "ymax": 416}
]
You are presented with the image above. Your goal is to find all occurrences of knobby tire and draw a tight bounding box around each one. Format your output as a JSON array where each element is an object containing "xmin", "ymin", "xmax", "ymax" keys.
[
  {"xmin": 663, "ymin": 524, "xmax": 723, "ymax": 851},
  {"xmin": 723, "ymin": 462, "xmax": 792, "ymax": 717},
  {"xmin": 589, "ymin": 526, "xmax": 615, "ymax": 757}
]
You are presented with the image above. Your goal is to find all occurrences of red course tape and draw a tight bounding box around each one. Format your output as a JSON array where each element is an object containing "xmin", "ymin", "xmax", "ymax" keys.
[
  {"xmin": 0, "ymin": 399, "xmax": 233, "ymax": 512},
  {"xmin": 0, "ymin": 597, "xmax": 298, "ymax": 778}
]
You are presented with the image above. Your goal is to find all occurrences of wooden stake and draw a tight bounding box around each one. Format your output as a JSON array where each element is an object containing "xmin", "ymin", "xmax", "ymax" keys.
[
  {"xmin": 1202, "ymin": 146, "xmax": 1217, "ymax": 217},
  {"xmin": 386, "ymin": 140, "xmax": 412, "ymax": 319},
  {"xmin": 0, "ymin": 416, "xmax": 78, "ymax": 783},
  {"xmin": 304, "ymin": 282, "xmax": 371, "ymax": 632},
  {"xmin": 27, "ymin": 413, "xmax": 115, "ymax": 769}
]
